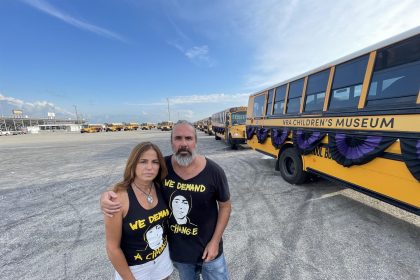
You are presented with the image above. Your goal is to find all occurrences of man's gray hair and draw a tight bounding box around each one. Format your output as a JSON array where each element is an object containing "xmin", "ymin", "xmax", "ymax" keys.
[{"xmin": 171, "ymin": 120, "xmax": 197, "ymax": 142}]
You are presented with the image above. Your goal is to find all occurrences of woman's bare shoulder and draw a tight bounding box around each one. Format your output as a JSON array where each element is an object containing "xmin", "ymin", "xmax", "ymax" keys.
[{"xmin": 115, "ymin": 189, "xmax": 129, "ymax": 216}]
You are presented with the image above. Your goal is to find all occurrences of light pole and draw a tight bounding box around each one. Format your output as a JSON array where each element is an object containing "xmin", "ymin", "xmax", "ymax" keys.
[
  {"xmin": 166, "ymin": 98, "xmax": 170, "ymax": 121},
  {"xmin": 73, "ymin": 105, "xmax": 79, "ymax": 124}
]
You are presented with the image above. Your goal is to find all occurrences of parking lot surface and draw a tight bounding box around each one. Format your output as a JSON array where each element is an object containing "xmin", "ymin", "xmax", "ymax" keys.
[{"xmin": 0, "ymin": 130, "xmax": 419, "ymax": 280}]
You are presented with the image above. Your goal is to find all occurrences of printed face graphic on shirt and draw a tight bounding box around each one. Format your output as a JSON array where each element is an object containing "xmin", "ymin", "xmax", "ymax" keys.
[
  {"xmin": 172, "ymin": 195, "xmax": 190, "ymax": 224},
  {"xmin": 145, "ymin": 224, "xmax": 164, "ymax": 250}
]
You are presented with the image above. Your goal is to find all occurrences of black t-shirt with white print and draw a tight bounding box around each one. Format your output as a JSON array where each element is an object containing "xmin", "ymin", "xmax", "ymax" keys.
[{"xmin": 161, "ymin": 155, "xmax": 230, "ymax": 264}]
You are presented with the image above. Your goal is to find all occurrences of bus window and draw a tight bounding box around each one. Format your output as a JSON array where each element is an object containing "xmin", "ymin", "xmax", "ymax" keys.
[
  {"xmin": 366, "ymin": 35, "xmax": 420, "ymax": 108},
  {"xmin": 232, "ymin": 111, "xmax": 246, "ymax": 125},
  {"xmin": 273, "ymin": 85, "xmax": 286, "ymax": 115},
  {"xmin": 329, "ymin": 55, "xmax": 369, "ymax": 111},
  {"xmin": 253, "ymin": 94, "xmax": 265, "ymax": 117},
  {"xmin": 266, "ymin": 89, "xmax": 275, "ymax": 115},
  {"xmin": 304, "ymin": 69, "xmax": 329, "ymax": 112},
  {"xmin": 286, "ymin": 78, "xmax": 304, "ymax": 114}
]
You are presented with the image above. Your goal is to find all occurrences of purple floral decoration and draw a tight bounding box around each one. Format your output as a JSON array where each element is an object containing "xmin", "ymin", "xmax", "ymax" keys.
[
  {"xmin": 293, "ymin": 130, "xmax": 325, "ymax": 154},
  {"xmin": 256, "ymin": 128, "xmax": 269, "ymax": 144},
  {"xmin": 400, "ymin": 138, "xmax": 420, "ymax": 181},
  {"xmin": 335, "ymin": 134, "xmax": 381, "ymax": 160},
  {"xmin": 271, "ymin": 128, "xmax": 289, "ymax": 148},
  {"xmin": 246, "ymin": 126, "xmax": 256, "ymax": 140},
  {"xmin": 328, "ymin": 133, "xmax": 396, "ymax": 167}
]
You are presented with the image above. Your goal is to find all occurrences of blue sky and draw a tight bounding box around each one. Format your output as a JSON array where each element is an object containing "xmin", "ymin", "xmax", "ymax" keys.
[{"xmin": 0, "ymin": 0, "xmax": 419, "ymax": 123}]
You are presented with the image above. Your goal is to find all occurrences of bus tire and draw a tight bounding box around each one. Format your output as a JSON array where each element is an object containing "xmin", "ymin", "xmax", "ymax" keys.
[
  {"xmin": 228, "ymin": 134, "xmax": 237, "ymax": 149},
  {"xmin": 215, "ymin": 135, "xmax": 221, "ymax": 140},
  {"xmin": 278, "ymin": 148, "xmax": 308, "ymax": 184}
]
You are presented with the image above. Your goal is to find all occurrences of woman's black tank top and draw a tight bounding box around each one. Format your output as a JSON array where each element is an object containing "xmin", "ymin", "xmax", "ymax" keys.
[{"xmin": 120, "ymin": 185, "xmax": 170, "ymax": 266}]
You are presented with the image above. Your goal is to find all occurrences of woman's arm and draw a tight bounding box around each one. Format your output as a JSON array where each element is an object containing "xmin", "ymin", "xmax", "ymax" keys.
[{"xmin": 104, "ymin": 193, "xmax": 135, "ymax": 280}]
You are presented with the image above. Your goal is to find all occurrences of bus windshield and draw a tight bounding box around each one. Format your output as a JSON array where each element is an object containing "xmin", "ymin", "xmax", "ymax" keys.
[{"xmin": 231, "ymin": 112, "xmax": 246, "ymax": 125}]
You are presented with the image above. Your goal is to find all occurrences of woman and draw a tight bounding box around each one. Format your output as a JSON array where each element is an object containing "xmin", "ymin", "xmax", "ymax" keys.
[{"xmin": 104, "ymin": 142, "xmax": 173, "ymax": 280}]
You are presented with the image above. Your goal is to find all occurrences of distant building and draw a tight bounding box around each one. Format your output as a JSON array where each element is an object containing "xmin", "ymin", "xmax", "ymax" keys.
[
  {"xmin": 38, "ymin": 123, "xmax": 81, "ymax": 132},
  {"xmin": 0, "ymin": 116, "xmax": 84, "ymax": 133}
]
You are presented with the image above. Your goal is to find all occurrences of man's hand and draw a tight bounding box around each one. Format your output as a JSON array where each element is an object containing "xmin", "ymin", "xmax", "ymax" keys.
[
  {"xmin": 201, "ymin": 200, "xmax": 231, "ymax": 262},
  {"xmin": 100, "ymin": 191, "xmax": 121, "ymax": 217},
  {"xmin": 202, "ymin": 239, "xmax": 219, "ymax": 262}
]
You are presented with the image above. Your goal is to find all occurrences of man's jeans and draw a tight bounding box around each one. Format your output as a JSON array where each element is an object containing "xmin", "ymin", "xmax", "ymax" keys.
[{"xmin": 173, "ymin": 253, "xmax": 229, "ymax": 280}]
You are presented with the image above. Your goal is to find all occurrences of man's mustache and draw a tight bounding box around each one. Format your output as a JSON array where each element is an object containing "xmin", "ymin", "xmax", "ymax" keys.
[{"xmin": 176, "ymin": 147, "xmax": 192, "ymax": 155}]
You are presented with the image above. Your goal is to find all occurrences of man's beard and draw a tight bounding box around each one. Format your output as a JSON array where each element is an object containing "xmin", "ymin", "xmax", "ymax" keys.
[{"xmin": 173, "ymin": 147, "xmax": 196, "ymax": 167}]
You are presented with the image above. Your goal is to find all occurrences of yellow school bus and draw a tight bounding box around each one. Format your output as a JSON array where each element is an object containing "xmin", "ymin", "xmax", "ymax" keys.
[
  {"xmin": 124, "ymin": 122, "xmax": 140, "ymax": 131},
  {"xmin": 80, "ymin": 124, "xmax": 104, "ymax": 133},
  {"xmin": 204, "ymin": 117, "xmax": 213, "ymax": 135},
  {"xmin": 195, "ymin": 118, "xmax": 206, "ymax": 131},
  {"xmin": 160, "ymin": 121, "xmax": 173, "ymax": 131},
  {"xmin": 140, "ymin": 123, "xmax": 153, "ymax": 130},
  {"xmin": 105, "ymin": 123, "xmax": 124, "ymax": 132},
  {"xmin": 212, "ymin": 106, "xmax": 247, "ymax": 149},
  {"xmin": 246, "ymin": 27, "xmax": 420, "ymax": 214}
]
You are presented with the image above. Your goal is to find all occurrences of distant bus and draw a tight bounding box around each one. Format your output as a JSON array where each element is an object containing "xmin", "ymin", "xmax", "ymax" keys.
[
  {"xmin": 160, "ymin": 121, "xmax": 173, "ymax": 131},
  {"xmin": 140, "ymin": 123, "xmax": 153, "ymax": 130},
  {"xmin": 212, "ymin": 106, "xmax": 247, "ymax": 149},
  {"xmin": 80, "ymin": 124, "xmax": 104, "ymax": 133},
  {"xmin": 105, "ymin": 123, "xmax": 124, "ymax": 132},
  {"xmin": 195, "ymin": 118, "xmax": 206, "ymax": 131},
  {"xmin": 196, "ymin": 117, "xmax": 213, "ymax": 135},
  {"xmin": 246, "ymin": 27, "xmax": 420, "ymax": 214},
  {"xmin": 124, "ymin": 122, "xmax": 140, "ymax": 131},
  {"xmin": 204, "ymin": 117, "xmax": 213, "ymax": 135}
]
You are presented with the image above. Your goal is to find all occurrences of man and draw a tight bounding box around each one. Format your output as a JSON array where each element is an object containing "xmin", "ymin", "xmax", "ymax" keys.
[{"xmin": 101, "ymin": 120, "xmax": 232, "ymax": 280}]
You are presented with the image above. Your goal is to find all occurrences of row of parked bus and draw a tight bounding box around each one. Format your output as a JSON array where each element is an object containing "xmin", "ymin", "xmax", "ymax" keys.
[
  {"xmin": 80, "ymin": 121, "xmax": 175, "ymax": 133},
  {"xmin": 81, "ymin": 123, "xmax": 142, "ymax": 133},
  {"xmin": 195, "ymin": 106, "xmax": 248, "ymax": 149},
  {"xmin": 196, "ymin": 27, "xmax": 420, "ymax": 215}
]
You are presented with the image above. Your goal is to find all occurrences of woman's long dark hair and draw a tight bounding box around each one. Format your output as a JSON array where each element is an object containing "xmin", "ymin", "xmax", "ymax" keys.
[{"xmin": 113, "ymin": 142, "xmax": 167, "ymax": 192}]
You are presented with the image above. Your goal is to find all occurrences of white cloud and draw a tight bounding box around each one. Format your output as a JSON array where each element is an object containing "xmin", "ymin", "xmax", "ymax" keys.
[
  {"xmin": 185, "ymin": 45, "xmax": 209, "ymax": 59},
  {"xmin": 179, "ymin": 109, "xmax": 194, "ymax": 119},
  {"xmin": 165, "ymin": 11, "xmax": 215, "ymax": 67},
  {"xmin": 125, "ymin": 92, "xmax": 249, "ymax": 106},
  {"xmin": 158, "ymin": 0, "xmax": 420, "ymax": 90},
  {"xmin": 0, "ymin": 94, "xmax": 25, "ymax": 106},
  {"xmin": 23, "ymin": 0, "xmax": 127, "ymax": 43},
  {"xmin": 0, "ymin": 93, "xmax": 74, "ymax": 117},
  {"xmin": 169, "ymin": 93, "xmax": 249, "ymax": 105},
  {"xmin": 168, "ymin": 41, "xmax": 214, "ymax": 66},
  {"xmin": 122, "ymin": 92, "xmax": 249, "ymax": 122},
  {"xmin": 226, "ymin": 0, "xmax": 420, "ymax": 90}
]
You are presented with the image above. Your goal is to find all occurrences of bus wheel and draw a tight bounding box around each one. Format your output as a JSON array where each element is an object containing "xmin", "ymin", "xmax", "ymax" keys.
[
  {"xmin": 215, "ymin": 135, "xmax": 221, "ymax": 140},
  {"xmin": 228, "ymin": 134, "xmax": 237, "ymax": 149},
  {"xmin": 278, "ymin": 148, "xmax": 307, "ymax": 184}
]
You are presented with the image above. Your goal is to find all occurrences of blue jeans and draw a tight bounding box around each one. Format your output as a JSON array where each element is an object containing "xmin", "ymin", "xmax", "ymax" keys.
[{"xmin": 173, "ymin": 253, "xmax": 229, "ymax": 280}]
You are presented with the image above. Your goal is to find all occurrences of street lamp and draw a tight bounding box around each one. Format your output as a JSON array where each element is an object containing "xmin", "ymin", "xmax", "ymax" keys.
[
  {"xmin": 73, "ymin": 105, "xmax": 79, "ymax": 124},
  {"xmin": 167, "ymin": 98, "xmax": 171, "ymax": 121}
]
